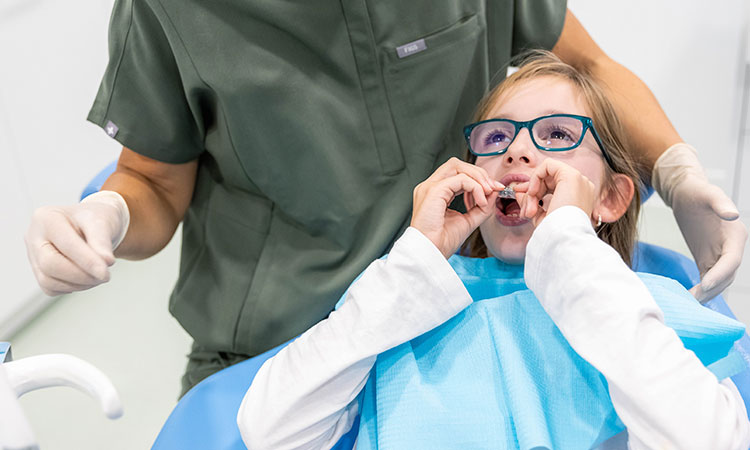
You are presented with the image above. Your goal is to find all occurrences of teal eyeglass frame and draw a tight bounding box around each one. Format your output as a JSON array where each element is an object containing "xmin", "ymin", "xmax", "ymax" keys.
[{"xmin": 463, "ymin": 113, "xmax": 617, "ymax": 171}]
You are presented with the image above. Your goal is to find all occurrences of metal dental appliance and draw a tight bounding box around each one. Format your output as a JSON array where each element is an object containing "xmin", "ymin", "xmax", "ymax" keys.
[{"xmin": 497, "ymin": 185, "xmax": 516, "ymax": 199}]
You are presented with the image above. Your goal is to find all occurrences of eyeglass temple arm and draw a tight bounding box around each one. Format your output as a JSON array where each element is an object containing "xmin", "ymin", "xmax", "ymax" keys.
[{"xmin": 588, "ymin": 124, "xmax": 617, "ymax": 171}]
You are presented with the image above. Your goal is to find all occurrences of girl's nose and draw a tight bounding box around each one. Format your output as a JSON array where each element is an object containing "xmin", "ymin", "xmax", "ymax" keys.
[{"xmin": 503, "ymin": 128, "xmax": 538, "ymax": 166}]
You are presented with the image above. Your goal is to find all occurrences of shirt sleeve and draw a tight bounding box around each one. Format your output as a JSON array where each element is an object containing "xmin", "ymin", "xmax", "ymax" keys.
[
  {"xmin": 87, "ymin": 0, "xmax": 205, "ymax": 163},
  {"xmin": 237, "ymin": 227, "xmax": 472, "ymax": 450},
  {"xmin": 525, "ymin": 206, "xmax": 750, "ymax": 450},
  {"xmin": 512, "ymin": 0, "xmax": 567, "ymax": 55}
]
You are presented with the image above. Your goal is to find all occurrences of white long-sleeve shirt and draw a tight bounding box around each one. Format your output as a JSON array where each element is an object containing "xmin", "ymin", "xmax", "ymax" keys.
[{"xmin": 238, "ymin": 206, "xmax": 750, "ymax": 450}]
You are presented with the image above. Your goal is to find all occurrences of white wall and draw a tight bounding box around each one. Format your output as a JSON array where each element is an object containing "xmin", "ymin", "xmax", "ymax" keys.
[
  {"xmin": 570, "ymin": 1, "xmax": 747, "ymax": 196},
  {"xmin": 738, "ymin": 23, "xmax": 750, "ymax": 213},
  {"xmin": 569, "ymin": 1, "xmax": 750, "ymax": 312},
  {"xmin": 733, "ymin": 21, "xmax": 750, "ymax": 298},
  {"xmin": 0, "ymin": 0, "xmax": 121, "ymax": 336}
]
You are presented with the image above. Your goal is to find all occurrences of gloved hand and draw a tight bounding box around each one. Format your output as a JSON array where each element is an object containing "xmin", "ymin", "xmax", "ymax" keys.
[
  {"xmin": 651, "ymin": 143, "xmax": 748, "ymax": 302},
  {"xmin": 25, "ymin": 191, "xmax": 130, "ymax": 296}
]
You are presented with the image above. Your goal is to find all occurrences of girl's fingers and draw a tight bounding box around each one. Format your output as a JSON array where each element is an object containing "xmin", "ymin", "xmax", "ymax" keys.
[
  {"xmin": 517, "ymin": 192, "xmax": 530, "ymax": 218},
  {"xmin": 466, "ymin": 189, "xmax": 499, "ymax": 231},
  {"xmin": 518, "ymin": 192, "xmax": 537, "ymax": 219},
  {"xmin": 512, "ymin": 181, "xmax": 530, "ymax": 193},
  {"xmin": 526, "ymin": 159, "xmax": 585, "ymax": 214},
  {"xmin": 526, "ymin": 194, "xmax": 553, "ymax": 227},
  {"xmin": 539, "ymin": 194, "xmax": 553, "ymax": 212},
  {"xmin": 463, "ymin": 189, "xmax": 476, "ymax": 210},
  {"xmin": 442, "ymin": 173, "xmax": 488, "ymax": 208},
  {"xmin": 429, "ymin": 158, "xmax": 498, "ymax": 194},
  {"xmin": 526, "ymin": 174, "xmax": 539, "ymax": 197},
  {"xmin": 517, "ymin": 190, "xmax": 551, "ymax": 221},
  {"xmin": 529, "ymin": 158, "xmax": 580, "ymax": 199},
  {"xmin": 468, "ymin": 178, "xmax": 487, "ymax": 209},
  {"xmin": 527, "ymin": 160, "xmax": 558, "ymax": 198},
  {"xmin": 464, "ymin": 194, "xmax": 496, "ymax": 229},
  {"xmin": 417, "ymin": 173, "xmax": 489, "ymax": 215}
]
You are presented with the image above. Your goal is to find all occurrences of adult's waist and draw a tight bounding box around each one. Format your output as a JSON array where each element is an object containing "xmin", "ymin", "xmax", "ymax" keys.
[{"xmin": 169, "ymin": 175, "xmax": 414, "ymax": 356}]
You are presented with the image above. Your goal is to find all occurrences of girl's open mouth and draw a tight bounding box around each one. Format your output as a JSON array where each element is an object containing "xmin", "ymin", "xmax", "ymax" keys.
[{"xmin": 495, "ymin": 196, "xmax": 529, "ymax": 226}]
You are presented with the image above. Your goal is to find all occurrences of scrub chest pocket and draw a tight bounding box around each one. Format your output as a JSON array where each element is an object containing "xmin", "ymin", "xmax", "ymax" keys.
[{"xmin": 383, "ymin": 14, "xmax": 487, "ymax": 172}]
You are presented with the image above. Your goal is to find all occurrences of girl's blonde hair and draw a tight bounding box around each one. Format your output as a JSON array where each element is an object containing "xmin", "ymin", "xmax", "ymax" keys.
[{"xmin": 461, "ymin": 50, "xmax": 645, "ymax": 266}]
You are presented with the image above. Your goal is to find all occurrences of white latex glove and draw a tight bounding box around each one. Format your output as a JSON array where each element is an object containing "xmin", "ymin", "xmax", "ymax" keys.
[
  {"xmin": 651, "ymin": 143, "xmax": 748, "ymax": 302},
  {"xmin": 25, "ymin": 191, "xmax": 130, "ymax": 296}
]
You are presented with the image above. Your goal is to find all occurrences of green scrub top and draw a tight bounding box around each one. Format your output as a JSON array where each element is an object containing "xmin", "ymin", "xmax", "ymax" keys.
[{"xmin": 88, "ymin": 0, "xmax": 566, "ymax": 359}]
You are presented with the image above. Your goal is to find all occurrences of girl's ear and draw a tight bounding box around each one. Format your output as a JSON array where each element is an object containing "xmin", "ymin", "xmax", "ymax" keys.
[{"xmin": 598, "ymin": 173, "xmax": 634, "ymax": 223}]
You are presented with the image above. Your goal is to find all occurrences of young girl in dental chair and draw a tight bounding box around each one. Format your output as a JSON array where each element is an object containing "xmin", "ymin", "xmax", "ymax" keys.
[{"xmin": 237, "ymin": 51, "xmax": 750, "ymax": 450}]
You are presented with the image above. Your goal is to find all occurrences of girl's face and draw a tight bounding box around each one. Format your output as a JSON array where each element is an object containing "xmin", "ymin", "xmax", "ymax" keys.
[{"xmin": 475, "ymin": 76, "xmax": 609, "ymax": 264}]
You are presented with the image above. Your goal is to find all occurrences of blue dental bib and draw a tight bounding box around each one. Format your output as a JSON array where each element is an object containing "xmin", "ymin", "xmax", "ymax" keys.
[{"xmin": 355, "ymin": 255, "xmax": 746, "ymax": 450}]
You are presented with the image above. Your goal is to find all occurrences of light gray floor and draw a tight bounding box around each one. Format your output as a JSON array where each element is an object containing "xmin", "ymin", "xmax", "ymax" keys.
[{"xmin": 9, "ymin": 201, "xmax": 750, "ymax": 450}]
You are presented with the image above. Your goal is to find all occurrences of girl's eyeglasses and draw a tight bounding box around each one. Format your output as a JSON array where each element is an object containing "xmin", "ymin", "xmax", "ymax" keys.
[{"xmin": 463, "ymin": 114, "xmax": 617, "ymax": 171}]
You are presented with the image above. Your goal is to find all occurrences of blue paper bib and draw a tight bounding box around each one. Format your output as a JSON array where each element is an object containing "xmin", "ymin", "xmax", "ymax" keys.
[{"xmin": 355, "ymin": 255, "xmax": 746, "ymax": 450}]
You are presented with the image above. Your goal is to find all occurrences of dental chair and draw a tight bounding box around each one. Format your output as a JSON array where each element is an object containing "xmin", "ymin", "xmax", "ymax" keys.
[
  {"xmin": 81, "ymin": 163, "xmax": 750, "ymax": 450},
  {"xmin": 0, "ymin": 343, "xmax": 123, "ymax": 449},
  {"xmin": 147, "ymin": 242, "xmax": 750, "ymax": 450},
  {"xmin": 80, "ymin": 161, "xmax": 117, "ymax": 200}
]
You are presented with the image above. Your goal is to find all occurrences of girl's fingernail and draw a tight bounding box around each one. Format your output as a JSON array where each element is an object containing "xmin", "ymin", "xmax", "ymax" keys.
[{"xmin": 494, "ymin": 181, "xmax": 505, "ymax": 189}]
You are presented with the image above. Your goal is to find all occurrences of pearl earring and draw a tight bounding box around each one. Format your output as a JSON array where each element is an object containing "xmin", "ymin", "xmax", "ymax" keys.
[{"xmin": 596, "ymin": 214, "xmax": 602, "ymax": 227}]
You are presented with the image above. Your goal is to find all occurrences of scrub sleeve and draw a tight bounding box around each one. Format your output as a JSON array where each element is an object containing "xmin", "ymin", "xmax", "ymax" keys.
[{"xmin": 87, "ymin": 0, "xmax": 567, "ymax": 395}]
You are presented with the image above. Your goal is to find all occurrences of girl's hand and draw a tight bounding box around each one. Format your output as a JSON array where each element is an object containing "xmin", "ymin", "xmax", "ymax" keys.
[
  {"xmin": 411, "ymin": 158, "xmax": 504, "ymax": 258},
  {"xmin": 517, "ymin": 159, "xmax": 597, "ymax": 227}
]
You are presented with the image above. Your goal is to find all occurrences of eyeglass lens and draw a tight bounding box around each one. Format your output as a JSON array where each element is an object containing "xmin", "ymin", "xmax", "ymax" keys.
[{"xmin": 470, "ymin": 116, "xmax": 585, "ymax": 154}]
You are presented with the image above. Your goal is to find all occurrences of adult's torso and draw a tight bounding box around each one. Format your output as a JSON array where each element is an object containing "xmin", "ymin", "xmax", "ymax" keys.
[{"xmin": 147, "ymin": 0, "xmax": 559, "ymax": 355}]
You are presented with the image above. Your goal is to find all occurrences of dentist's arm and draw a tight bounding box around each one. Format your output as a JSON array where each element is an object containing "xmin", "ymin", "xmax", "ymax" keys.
[{"xmin": 99, "ymin": 147, "xmax": 197, "ymax": 259}]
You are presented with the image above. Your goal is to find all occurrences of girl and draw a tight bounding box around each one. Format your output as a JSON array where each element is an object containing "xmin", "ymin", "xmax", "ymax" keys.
[{"xmin": 237, "ymin": 52, "xmax": 750, "ymax": 449}]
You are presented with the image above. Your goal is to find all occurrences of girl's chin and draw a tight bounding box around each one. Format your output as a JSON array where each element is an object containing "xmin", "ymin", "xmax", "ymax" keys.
[
  {"xmin": 481, "ymin": 227, "xmax": 532, "ymax": 265},
  {"xmin": 486, "ymin": 239, "xmax": 529, "ymax": 265},
  {"xmin": 489, "ymin": 250, "xmax": 526, "ymax": 265}
]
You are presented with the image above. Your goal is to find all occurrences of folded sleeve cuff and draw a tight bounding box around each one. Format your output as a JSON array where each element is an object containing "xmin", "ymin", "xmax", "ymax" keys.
[
  {"xmin": 525, "ymin": 205, "xmax": 594, "ymax": 294},
  {"xmin": 392, "ymin": 227, "xmax": 473, "ymax": 312}
]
